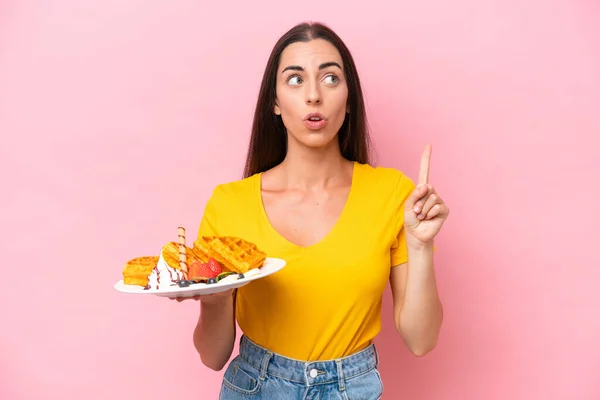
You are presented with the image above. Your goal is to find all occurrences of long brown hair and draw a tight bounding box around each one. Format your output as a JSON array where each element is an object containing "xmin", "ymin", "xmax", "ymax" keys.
[{"xmin": 242, "ymin": 22, "xmax": 373, "ymax": 178}]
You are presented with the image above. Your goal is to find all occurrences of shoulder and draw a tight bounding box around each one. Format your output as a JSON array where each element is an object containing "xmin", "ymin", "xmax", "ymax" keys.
[
  {"xmin": 213, "ymin": 174, "xmax": 257, "ymax": 196},
  {"xmin": 355, "ymin": 162, "xmax": 415, "ymax": 195},
  {"xmin": 205, "ymin": 174, "xmax": 258, "ymax": 210},
  {"xmin": 197, "ymin": 174, "xmax": 260, "ymax": 236}
]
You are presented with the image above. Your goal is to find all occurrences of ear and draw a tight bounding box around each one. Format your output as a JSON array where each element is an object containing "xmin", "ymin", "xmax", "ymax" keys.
[{"xmin": 274, "ymin": 104, "xmax": 281, "ymax": 115}]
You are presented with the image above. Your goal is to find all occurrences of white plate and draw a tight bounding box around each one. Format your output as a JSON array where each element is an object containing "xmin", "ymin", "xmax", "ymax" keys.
[{"xmin": 114, "ymin": 257, "xmax": 286, "ymax": 297}]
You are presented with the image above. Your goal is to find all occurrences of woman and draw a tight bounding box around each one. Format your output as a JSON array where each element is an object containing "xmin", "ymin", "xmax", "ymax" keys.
[{"xmin": 177, "ymin": 21, "xmax": 449, "ymax": 399}]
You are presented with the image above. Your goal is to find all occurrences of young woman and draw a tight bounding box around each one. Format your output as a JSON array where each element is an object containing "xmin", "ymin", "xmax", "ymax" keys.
[{"xmin": 175, "ymin": 21, "xmax": 449, "ymax": 399}]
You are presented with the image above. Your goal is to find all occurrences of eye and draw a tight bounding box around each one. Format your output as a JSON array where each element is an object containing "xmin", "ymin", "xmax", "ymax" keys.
[
  {"xmin": 286, "ymin": 75, "xmax": 303, "ymax": 85},
  {"xmin": 323, "ymin": 74, "xmax": 339, "ymax": 84}
]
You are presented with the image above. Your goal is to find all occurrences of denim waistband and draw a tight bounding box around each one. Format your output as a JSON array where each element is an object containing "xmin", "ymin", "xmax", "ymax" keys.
[{"xmin": 237, "ymin": 335, "xmax": 379, "ymax": 386}]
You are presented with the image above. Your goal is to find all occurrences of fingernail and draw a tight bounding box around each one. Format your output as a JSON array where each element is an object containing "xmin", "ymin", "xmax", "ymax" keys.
[{"xmin": 418, "ymin": 214, "xmax": 424, "ymax": 220}]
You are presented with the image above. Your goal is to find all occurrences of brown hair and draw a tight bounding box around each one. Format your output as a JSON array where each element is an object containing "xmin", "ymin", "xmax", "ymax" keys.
[{"xmin": 242, "ymin": 22, "xmax": 373, "ymax": 178}]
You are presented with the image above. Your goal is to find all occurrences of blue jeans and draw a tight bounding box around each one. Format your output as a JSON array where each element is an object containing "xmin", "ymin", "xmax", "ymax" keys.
[{"xmin": 219, "ymin": 335, "xmax": 384, "ymax": 399}]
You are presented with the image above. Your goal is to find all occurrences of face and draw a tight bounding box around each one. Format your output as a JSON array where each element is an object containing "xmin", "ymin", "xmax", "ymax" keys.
[{"xmin": 274, "ymin": 39, "xmax": 349, "ymax": 151}]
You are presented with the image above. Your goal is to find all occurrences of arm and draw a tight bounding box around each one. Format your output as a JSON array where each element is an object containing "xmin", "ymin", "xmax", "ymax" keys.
[
  {"xmin": 390, "ymin": 145, "xmax": 448, "ymax": 356},
  {"xmin": 389, "ymin": 241, "xmax": 443, "ymax": 356},
  {"xmin": 190, "ymin": 186, "xmax": 237, "ymax": 370},
  {"xmin": 191, "ymin": 289, "xmax": 237, "ymax": 371}
]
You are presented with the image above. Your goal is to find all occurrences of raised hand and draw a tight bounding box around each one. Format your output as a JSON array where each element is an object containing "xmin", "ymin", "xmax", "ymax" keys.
[{"xmin": 404, "ymin": 145, "xmax": 449, "ymax": 246}]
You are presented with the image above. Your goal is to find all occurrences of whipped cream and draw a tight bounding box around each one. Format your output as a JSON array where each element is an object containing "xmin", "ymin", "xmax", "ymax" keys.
[
  {"xmin": 146, "ymin": 252, "xmax": 185, "ymax": 290},
  {"xmin": 244, "ymin": 268, "xmax": 261, "ymax": 278},
  {"xmin": 218, "ymin": 274, "xmax": 240, "ymax": 284}
]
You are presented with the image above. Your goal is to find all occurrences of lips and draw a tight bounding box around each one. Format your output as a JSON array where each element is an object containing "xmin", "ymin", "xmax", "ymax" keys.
[
  {"xmin": 304, "ymin": 112, "xmax": 326, "ymax": 121},
  {"xmin": 303, "ymin": 113, "xmax": 328, "ymax": 130}
]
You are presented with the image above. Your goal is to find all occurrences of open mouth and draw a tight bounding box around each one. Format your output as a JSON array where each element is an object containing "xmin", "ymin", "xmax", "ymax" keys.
[
  {"xmin": 303, "ymin": 113, "xmax": 328, "ymax": 130},
  {"xmin": 304, "ymin": 113, "xmax": 326, "ymax": 121}
]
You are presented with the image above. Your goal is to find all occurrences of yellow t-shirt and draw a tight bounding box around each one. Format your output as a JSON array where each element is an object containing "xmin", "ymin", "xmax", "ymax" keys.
[{"xmin": 197, "ymin": 161, "xmax": 416, "ymax": 361}]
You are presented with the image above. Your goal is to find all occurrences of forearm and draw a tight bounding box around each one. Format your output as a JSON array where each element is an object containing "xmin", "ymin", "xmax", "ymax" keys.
[
  {"xmin": 397, "ymin": 241, "xmax": 443, "ymax": 356},
  {"xmin": 193, "ymin": 293, "xmax": 236, "ymax": 371}
]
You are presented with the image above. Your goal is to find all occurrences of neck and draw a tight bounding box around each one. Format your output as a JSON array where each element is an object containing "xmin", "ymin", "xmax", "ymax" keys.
[{"xmin": 278, "ymin": 141, "xmax": 350, "ymax": 190}]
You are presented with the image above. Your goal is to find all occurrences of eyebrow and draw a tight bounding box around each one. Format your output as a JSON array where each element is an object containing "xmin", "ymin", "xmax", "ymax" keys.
[{"xmin": 281, "ymin": 61, "xmax": 342, "ymax": 74}]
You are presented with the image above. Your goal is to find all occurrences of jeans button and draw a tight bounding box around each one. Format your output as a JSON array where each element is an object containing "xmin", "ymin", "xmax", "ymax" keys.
[{"xmin": 309, "ymin": 368, "xmax": 318, "ymax": 378}]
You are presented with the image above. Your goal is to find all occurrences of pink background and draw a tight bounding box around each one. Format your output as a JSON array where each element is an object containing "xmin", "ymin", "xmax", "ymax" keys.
[{"xmin": 1, "ymin": 1, "xmax": 599, "ymax": 399}]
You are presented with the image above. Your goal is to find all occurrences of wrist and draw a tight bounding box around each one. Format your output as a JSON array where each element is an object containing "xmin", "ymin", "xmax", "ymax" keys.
[
  {"xmin": 406, "ymin": 237, "xmax": 434, "ymax": 253},
  {"xmin": 200, "ymin": 292, "xmax": 234, "ymax": 309}
]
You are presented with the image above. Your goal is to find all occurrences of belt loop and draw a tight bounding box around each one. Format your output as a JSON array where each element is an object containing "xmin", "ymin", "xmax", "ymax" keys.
[
  {"xmin": 239, "ymin": 335, "xmax": 246, "ymax": 355},
  {"xmin": 259, "ymin": 351, "xmax": 273, "ymax": 381},
  {"xmin": 335, "ymin": 359, "xmax": 345, "ymax": 392}
]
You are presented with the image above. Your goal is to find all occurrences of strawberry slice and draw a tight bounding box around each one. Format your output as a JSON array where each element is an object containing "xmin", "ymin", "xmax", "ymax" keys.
[
  {"xmin": 188, "ymin": 260, "xmax": 214, "ymax": 282},
  {"xmin": 207, "ymin": 258, "xmax": 223, "ymax": 276}
]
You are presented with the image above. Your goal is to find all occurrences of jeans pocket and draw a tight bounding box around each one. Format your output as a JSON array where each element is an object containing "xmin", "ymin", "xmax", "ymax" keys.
[
  {"xmin": 223, "ymin": 357, "xmax": 262, "ymax": 395},
  {"xmin": 344, "ymin": 368, "xmax": 384, "ymax": 400}
]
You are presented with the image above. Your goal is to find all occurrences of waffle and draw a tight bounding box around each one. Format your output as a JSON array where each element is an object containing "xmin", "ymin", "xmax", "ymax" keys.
[
  {"xmin": 202, "ymin": 236, "xmax": 266, "ymax": 274},
  {"xmin": 190, "ymin": 236, "xmax": 215, "ymax": 263},
  {"xmin": 161, "ymin": 241, "xmax": 196, "ymax": 270},
  {"xmin": 122, "ymin": 256, "xmax": 159, "ymax": 286}
]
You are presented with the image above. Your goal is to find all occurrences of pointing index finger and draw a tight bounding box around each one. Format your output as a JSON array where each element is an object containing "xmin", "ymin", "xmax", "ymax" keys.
[{"xmin": 418, "ymin": 144, "xmax": 432, "ymax": 185}]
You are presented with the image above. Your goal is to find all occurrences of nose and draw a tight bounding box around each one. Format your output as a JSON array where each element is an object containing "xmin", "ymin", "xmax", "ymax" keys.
[{"xmin": 305, "ymin": 81, "xmax": 322, "ymax": 105}]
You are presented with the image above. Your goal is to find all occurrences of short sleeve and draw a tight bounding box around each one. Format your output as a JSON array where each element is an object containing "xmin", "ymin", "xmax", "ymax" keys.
[
  {"xmin": 390, "ymin": 173, "xmax": 416, "ymax": 267},
  {"xmin": 197, "ymin": 186, "xmax": 221, "ymax": 238}
]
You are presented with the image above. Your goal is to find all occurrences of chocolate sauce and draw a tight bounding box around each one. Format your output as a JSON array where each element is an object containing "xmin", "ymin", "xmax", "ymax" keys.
[
  {"xmin": 144, "ymin": 261, "xmax": 160, "ymax": 290},
  {"xmin": 142, "ymin": 260, "xmax": 187, "ymax": 290},
  {"xmin": 167, "ymin": 266, "xmax": 184, "ymax": 284},
  {"xmin": 154, "ymin": 265, "xmax": 160, "ymax": 289}
]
